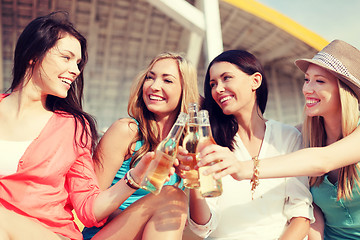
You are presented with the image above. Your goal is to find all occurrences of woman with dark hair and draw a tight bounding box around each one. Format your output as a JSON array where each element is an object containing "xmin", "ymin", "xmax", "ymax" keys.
[
  {"xmin": 181, "ymin": 50, "xmax": 313, "ymax": 239},
  {"xmin": 0, "ymin": 12, "xmax": 187, "ymax": 240}
]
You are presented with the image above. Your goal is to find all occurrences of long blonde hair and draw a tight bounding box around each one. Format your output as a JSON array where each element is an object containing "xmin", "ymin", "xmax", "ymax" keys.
[
  {"xmin": 305, "ymin": 80, "xmax": 360, "ymax": 200},
  {"xmin": 127, "ymin": 52, "xmax": 199, "ymax": 167}
]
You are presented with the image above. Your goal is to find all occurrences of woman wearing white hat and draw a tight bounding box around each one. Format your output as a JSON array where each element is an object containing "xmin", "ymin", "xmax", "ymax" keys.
[{"xmin": 197, "ymin": 39, "xmax": 360, "ymax": 239}]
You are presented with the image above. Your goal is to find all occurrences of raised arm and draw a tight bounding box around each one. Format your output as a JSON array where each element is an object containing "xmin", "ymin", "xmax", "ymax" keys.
[{"xmin": 198, "ymin": 126, "xmax": 360, "ymax": 180}]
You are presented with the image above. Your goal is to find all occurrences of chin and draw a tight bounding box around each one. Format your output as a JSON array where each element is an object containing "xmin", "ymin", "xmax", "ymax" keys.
[
  {"xmin": 52, "ymin": 91, "xmax": 69, "ymax": 99},
  {"xmin": 221, "ymin": 108, "xmax": 234, "ymax": 116},
  {"xmin": 305, "ymin": 112, "xmax": 319, "ymax": 118}
]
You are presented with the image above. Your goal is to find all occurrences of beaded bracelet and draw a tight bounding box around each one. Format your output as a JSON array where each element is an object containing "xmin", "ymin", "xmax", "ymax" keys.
[{"xmin": 250, "ymin": 156, "xmax": 260, "ymax": 200}]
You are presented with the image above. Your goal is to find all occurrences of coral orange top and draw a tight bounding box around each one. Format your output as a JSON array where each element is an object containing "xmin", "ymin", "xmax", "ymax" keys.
[{"xmin": 0, "ymin": 94, "xmax": 106, "ymax": 240}]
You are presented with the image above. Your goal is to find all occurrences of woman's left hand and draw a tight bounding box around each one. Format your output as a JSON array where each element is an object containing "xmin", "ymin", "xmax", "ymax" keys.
[
  {"xmin": 131, "ymin": 152, "xmax": 155, "ymax": 184},
  {"xmin": 197, "ymin": 144, "xmax": 245, "ymax": 181}
]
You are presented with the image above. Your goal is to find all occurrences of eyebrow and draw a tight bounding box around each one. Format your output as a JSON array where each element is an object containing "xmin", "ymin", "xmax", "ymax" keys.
[
  {"xmin": 305, "ymin": 73, "xmax": 327, "ymax": 78},
  {"xmin": 148, "ymin": 71, "xmax": 176, "ymax": 79},
  {"xmin": 220, "ymin": 72, "xmax": 230, "ymax": 78},
  {"xmin": 210, "ymin": 72, "xmax": 230, "ymax": 81},
  {"xmin": 60, "ymin": 49, "xmax": 82, "ymax": 62}
]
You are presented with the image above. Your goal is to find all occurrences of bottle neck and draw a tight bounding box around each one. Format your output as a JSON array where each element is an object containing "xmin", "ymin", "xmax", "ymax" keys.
[
  {"xmin": 161, "ymin": 122, "xmax": 186, "ymax": 156},
  {"xmin": 199, "ymin": 124, "xmax": 213, "ymax": 138},
  {"xmin": 168, "ymin": 123, "xmax": 185, "ymax": 141}
]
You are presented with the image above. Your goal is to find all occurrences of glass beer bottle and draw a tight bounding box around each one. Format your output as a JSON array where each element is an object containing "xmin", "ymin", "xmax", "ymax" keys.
[
  {"xmin": 181, "ymin": 103, "xmax": 200, "ymax": 188},
  {"xmin": 140, "ymin": 112, "xmax": 188, "ymax": 195},
  {"xmin": 196, "ymin": 110, "xmax": 223, "ymax": 197}
]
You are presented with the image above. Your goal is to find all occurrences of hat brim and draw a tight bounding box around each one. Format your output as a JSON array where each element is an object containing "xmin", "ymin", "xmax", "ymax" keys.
[{"xmin": 295, "ymin": 58, "xmax": 360, "ymax": 101}]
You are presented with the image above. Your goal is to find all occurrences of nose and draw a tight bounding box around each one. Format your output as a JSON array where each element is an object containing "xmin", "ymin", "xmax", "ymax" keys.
[
  {"xmin": 69, "ymin": 62, "xmax": 81, "ymax": 76},
  {"xmin": 302, "ymin": 80, "xmax": 314, "ymax": 95},
  {"xmin": 215, "ymin": 82, "xmax": 225, "ymax": 93},
  {"xmin": 150, "ymin": 78, "xmax": 162, "ymax": 91}
]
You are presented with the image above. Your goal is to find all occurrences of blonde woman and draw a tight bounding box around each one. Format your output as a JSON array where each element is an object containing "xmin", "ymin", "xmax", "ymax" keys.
[
  {"xmin": 82, "ymin": 52, "xmax": 199, "ymax": 239},
  {"xmin": 198, "ymin": 40, "xmax": 360, "ymax": 239}
]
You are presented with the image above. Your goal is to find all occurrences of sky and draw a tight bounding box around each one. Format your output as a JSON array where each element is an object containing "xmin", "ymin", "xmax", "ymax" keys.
[{"xmin": 255, "ymin": 0, "xmax": 360, "ymax": 50}]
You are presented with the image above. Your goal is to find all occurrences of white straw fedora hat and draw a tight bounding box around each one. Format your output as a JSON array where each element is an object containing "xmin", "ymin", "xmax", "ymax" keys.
[{"xmin": 295, "ymin": 39, "xmax": 360, "ymax": 101}]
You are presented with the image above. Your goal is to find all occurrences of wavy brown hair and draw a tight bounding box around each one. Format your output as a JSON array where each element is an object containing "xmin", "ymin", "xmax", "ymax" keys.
[
  {"xmin": 127, "ymin": 52, "xmax": 199, "ymax": 167},
  {"xmin": 306, "ymin": 80, "xmax": 360, "ymax": 200}
]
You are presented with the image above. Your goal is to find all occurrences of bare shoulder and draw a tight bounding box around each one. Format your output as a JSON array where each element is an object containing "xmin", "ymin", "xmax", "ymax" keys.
[{"xmin": 104, "ymin": 118, "xmax": 138, "ymax": 141}]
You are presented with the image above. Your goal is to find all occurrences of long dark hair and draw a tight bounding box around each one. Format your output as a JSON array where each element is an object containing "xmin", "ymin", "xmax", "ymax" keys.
[
  {"xmin": 8, "ymin": 11, "xmax": 98, "ymax": 155},
  {"xmin": 202, "ymin": 50, "xmax": 268, "ymax": 150}
]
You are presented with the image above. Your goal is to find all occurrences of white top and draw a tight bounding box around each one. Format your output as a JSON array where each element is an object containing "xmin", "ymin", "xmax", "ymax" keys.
[
  {"xmin": 0, "ymin": 139, "xmax": 32, "ymax": 176},
  {"xmin": 188, "ymin": 120, "xmax": 314, "ymax": 240}
]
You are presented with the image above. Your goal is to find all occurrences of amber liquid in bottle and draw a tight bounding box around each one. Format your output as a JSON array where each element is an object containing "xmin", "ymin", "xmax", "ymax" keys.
[
  {"xmin": 141, "ymin": 112, "xmax": 188, "ymax": 195},
  {"xmin": 182, "ymin": 123, "xmax": 200, "ymax": 188},
  {"xmin": 142, "ymin": 150, "xmax": 175, "ymax": 193},
  {"xmin": 197, "ymin": 110, "xmax": 222, "ymax": 197},
  {"xmin": 181, "ymin": 103, "xmax": 200, "ymax": 189}
]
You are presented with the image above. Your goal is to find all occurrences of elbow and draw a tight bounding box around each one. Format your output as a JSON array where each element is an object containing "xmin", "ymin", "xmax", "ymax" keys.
[
  {"xmin": 311, "ymin": 163, "xmax": 329, "ymax": 176},
  {"xmin": 309, "ymin": 148, "xmax": 332, "ymax": 176}
]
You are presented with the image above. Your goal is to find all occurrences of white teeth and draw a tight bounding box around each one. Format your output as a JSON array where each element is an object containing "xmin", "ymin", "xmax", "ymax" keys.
[
  {"xmin": 149, "ymin": 95, "xmax": 164, "ymax": 101},
  {"xmin": 306, "ymin": 99, "xmax": 319, "ymax": 104},
  {"xmin": 220, "ymin": 96, "xmax": 232, "ymax": 103},
  {"xmin": 61, "ymin": 78, "xmax": 72, "ymax": 85}
]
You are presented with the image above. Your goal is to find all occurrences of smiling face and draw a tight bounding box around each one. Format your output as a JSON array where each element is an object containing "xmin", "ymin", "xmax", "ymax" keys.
[
  {"xmin": 303, "ymin": 64, "xmax": 341, "ymax": 118},
  {"xmin": 31, "ymin": 34, "xmax": 82, "ymax": 98},
  {"xmin": 142, "ymin": 58, "xmax": 183, "ymax": 119},
  {"xmin": 209, "ymin": 61, "xmax": 258, "ymax": 117}
]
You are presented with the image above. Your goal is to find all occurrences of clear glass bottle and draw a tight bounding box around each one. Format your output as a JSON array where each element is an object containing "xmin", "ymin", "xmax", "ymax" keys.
[
  {"xmin": 196, "ymin": 110, "xmax": 223, "ymax": 197},
  {"xmin": 181, "ymin": 103, "xmax": 200, "ymax": 189},
  {"xmin": 140, "ymin": 112, "xmax": 188, "ymax": 195}
]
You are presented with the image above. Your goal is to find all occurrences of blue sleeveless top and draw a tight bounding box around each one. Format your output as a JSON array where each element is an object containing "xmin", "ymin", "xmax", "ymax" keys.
[{"xmin": 82, "ymin": 120, "xmax": 182, "ymax": 239}]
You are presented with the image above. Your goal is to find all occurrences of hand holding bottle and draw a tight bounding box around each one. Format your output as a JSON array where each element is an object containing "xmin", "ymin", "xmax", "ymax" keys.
[
  {"xmin": 175, "ymin": 146, "xmax": 192, "ymax": 175},
  {"xmin": 140, "ymin": 112, "xmax": 188, "ymax": 195},
  {"xmin": 132, "ymin": 151, "xmax": 179, "ymax": 186},
  {"xmin": 180, "ymin": 103, "xmax": 200, "ymax": 189},
  {"xmin": 196, "ymin": 110, "xmax": 222, "ymax": 197},
  {"xmin": 131, "ymin": 151, "xmax": 155, "ymax": 184},
  {"xmin": 197, "ymin": 144, "xmax": 246, "ymax": 181}
]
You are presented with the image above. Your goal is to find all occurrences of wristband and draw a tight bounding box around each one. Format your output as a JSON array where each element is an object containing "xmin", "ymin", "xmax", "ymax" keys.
[{"xmin": 124, "ymin": 169, "xmax": 141, "ymax": 190}]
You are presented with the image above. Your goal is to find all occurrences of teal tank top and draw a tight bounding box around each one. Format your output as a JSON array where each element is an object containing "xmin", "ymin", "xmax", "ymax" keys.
[
  {"xmin": 310, "ymin": 118, "xmax": 360, "ymax": 239},
  {"xmin": 311, "ymin": 175, "xmax": 360, "ymax": 240},
  {"xmin": 82, "ymin": 120, "xmax": 182, "ymax": 239}
]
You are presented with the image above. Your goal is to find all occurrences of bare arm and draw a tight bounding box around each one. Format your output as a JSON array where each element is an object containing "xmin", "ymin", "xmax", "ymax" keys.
[
  {"xmin": 176, "ymin": 147, "xmax": 212, "ymax": 225},
  {"xmin": 279, "ymin": 217, "xmax": 310, "ymax": 240},
  {"xmin": 198, "ymin": 126, "xmax": 360, "ymax": 180},
  {"xmin": 92, "ymin": 118, "xmax": 149, "ymax": 221},
  {"xmin": 92, "ymin": 118, "xmax": 177, "ymax": 221},
  {"xmin": 93, "ymin": 150, "xmax": 154, "ymax": 221},
  {"xmin": 308, "ymin": 204, "xmax": 325, "ymax": 240},
  {"xmin": 188, "ymin": 189, "xmax": 212, "ymax": 225},
  {"xmin": 95, "ymin": 118, "xmax": 138, "ymax": 190}
]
